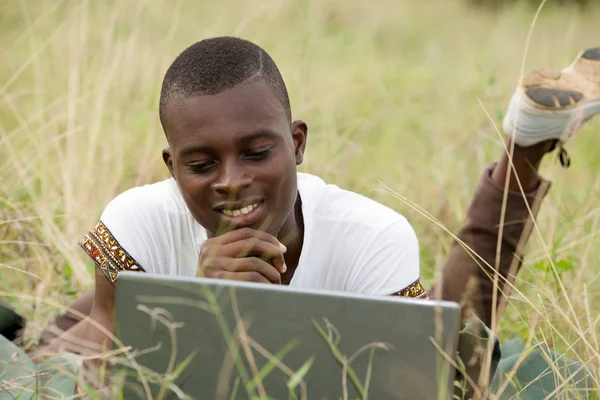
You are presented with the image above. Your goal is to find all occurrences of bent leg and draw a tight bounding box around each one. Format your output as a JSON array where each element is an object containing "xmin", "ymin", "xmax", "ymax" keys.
[{"xmin": 429, "ymin": 141, "xmax": 553, "ymax": 328}]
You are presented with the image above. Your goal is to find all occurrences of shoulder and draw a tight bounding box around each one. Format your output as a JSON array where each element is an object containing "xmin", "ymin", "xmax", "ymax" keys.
[
  {"xmin": 298, "ymin": 172, "xmax": 406, "ymax": 230},
  {"xmin": 298, "ymin": 173, "xmax": 420, "ymax": 295},
  {"xmin": 99, "ymin": 177, "xmax": 191, "ymax": 250},
  {"xmin": 100, "ymin": 178, "xmax": 184, "ymax": 221},
  {"xmin": 80, "ymin": 178, "xmax": 192, "ymax": 283}
]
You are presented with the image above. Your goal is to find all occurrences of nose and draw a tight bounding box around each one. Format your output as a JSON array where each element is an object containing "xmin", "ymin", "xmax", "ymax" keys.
[{"xmin": 212, "ymin": 159, "xmax": 252, "ymax": 195}]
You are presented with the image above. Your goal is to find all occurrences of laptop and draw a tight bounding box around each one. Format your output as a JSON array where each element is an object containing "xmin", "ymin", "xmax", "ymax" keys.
[{"xmin": 113, "ymin": 272, "xmax": 461, "ymax": 399}]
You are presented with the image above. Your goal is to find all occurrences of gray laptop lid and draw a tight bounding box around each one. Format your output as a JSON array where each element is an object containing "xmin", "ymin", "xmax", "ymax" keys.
[{"xmin": 114, "ymin": 272, "xmax": 461, "ymax": 399}]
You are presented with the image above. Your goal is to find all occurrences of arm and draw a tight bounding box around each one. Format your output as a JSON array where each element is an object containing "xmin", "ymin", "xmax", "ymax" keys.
[
  {"xmin": 40, "ymin": 186, "xmax": 160, "ymax": 356},
  {"xmin": 48, "ymin": 269, "xmax": 115, "ymax": 355},
  {"xmin": 55, "ymin": 226, "xmax": 286, "ymax": 352}
]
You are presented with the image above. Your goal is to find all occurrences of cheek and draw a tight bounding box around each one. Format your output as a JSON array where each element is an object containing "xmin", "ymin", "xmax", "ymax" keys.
[
  {"xmin": 266, "ymin": 154, "xmax": 295, "ymax": 186},
  {"xmin": 175, "ymin": 171, "xmax": 210, "ymax": 213},
  {"xmin": 270, "ymin": 159, "xmax": 297, "ymax": 208}
]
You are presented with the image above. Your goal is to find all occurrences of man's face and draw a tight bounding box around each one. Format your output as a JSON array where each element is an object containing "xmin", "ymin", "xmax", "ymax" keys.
[{"xmin": 162, "ymin": 79, "xmax": 307, "ymax": 237}]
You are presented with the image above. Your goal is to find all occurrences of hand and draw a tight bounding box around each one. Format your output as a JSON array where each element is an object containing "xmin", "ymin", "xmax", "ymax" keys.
[{"xmin": 199, "ymin": 228, "xmax": 287, "ymax": 284}]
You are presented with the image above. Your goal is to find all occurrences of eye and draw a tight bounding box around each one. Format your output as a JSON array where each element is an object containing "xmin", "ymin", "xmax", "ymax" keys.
[
  {"xmin": 244, "ymin": 146, "xmax": 272, "ymax": 161},
  {"xmin": 188, "ymin": 161, "xmax": 217, "ymax": 173}
]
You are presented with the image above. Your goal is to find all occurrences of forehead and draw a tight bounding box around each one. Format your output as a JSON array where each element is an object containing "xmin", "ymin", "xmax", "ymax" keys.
[{"xmin": 163, "ymin": 79, "xmax": 289, "ymax": 149}]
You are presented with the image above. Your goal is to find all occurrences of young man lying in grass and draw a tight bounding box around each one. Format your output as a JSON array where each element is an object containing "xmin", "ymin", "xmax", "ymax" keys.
[{"xmin": 29, "ymin": 38, "xmax": 600, "ymax": 395}]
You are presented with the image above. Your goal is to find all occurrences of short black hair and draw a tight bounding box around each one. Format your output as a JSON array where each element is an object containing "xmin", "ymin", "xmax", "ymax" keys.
[{"xmin": 159, "ymin": 36, "xmax": 291, "ymax": 131}]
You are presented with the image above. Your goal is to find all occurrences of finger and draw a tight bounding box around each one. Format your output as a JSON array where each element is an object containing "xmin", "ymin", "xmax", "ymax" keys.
[
  {"xmin": 213, "ymin": 238, "xmax": 286, "ymax": 274},
  {"xmin": 231, "ymin": 239, "xmax": 286, "ymax": 273},
  {"xmin": 209, "ymin": 257, "xmax": 282, "ymax": 284},
  {"xmin": 209, "ymin": 227, "xmax": 286, "ymax": 252},
  {"xmin": 200, "ymin": 229, "xmax": 287, "ymax": 273}
]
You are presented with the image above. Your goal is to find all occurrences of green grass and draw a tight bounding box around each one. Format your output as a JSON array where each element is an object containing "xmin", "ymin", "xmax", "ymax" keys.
[{"xmin": 1, "ymin": 0, "xmax": 600, "ymax": 397}]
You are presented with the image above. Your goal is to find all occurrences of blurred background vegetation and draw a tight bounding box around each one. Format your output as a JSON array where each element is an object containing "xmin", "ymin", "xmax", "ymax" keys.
[
  {"xmin": 1, "ymin": 0, "xmax": 599, "ymax": 394},
  {"xmin": 470, "ymin": 0, "xmax": 591, "ymax": 7}
]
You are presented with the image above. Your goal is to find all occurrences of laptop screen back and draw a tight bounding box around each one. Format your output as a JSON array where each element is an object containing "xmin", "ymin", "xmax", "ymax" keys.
[{"xmin": 114, "ymin": 272, "xmax": 461, "ymax": 399}]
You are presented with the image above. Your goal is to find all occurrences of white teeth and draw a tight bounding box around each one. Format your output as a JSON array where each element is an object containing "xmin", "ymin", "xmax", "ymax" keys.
[
  {"xmin": 239, "ymin": 203, "xmax": 258, "ymax": 215},
  {"xmin": 221, "ymin": 202, "xmax": 259, "ymax": 217}
]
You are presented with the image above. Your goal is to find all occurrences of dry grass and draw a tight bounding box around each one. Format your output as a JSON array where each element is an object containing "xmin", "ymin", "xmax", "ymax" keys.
[{"xmin": 1, "ymin": 0, "xmax": 600, "ymax": 397}]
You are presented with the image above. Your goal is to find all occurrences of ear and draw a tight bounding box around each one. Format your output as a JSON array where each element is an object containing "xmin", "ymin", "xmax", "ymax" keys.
[
  {"xmin": 162, "ymin": 147, "xmax": 176, "ymax": 179},
  {"xmin": 291, "ymin": 120, "xmax": 308, "ymax": 165}
]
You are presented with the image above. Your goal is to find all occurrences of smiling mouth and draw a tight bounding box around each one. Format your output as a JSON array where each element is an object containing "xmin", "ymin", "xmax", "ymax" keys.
[{"xmin": 219, "ymin": 202, "xmax": 261, "ymax": 217}]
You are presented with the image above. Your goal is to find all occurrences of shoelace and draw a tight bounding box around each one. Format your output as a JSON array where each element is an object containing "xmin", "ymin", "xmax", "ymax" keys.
[
  {"xmin": 555, "ymin": 113, "xmax": 593, "ymax": 169},
  {"xmin": 558, "ymin": 145, "xmax": 571, "ymax": 168},
  {"xmin": 549, "ymin": 140, "xmax": 571, "ymax": 168}
]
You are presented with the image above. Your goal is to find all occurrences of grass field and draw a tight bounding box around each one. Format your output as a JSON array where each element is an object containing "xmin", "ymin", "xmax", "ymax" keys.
[{"xmin": 2, "ymin": 0, "xmax": 600, "ymax": 397}]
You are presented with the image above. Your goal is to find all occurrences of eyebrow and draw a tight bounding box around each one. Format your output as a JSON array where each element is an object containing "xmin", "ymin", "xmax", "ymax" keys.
[
  {"xmin": 179, "ymin": 129, "xmax": 280, "ymax": 158},
  {"xmin": 180, "ymin": 145, "xmax": 214, "ymax": 158},
  {"xmin": 237, "ymin": 129, "xmax": 279, "ymax": 145}
]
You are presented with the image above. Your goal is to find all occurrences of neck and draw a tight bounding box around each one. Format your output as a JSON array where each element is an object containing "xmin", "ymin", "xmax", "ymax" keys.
[{"xmin": 277, "ymin": 192, "xmax": 304, "ymax": 284}]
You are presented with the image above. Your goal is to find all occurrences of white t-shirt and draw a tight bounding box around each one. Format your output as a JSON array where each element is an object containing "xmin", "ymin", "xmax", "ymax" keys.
[{"xmin": 79, "ymin": 173, "xmax": 423, "ymax": 297}]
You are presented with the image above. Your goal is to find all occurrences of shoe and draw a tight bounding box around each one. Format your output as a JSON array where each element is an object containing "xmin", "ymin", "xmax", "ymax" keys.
[
  {"xmin": 0, "ymin": 299, "xmax": 25, "ymax": 341},
  {"xmin": 503, "ymin": 47, "xmax": 600, "ymax": 148}
]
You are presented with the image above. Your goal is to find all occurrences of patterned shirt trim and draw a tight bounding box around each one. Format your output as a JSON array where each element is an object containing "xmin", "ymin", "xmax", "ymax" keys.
[
  {"xmin": 391, "ymin": 278, "xmax": 428, "ymax": 299},
  {"xmin": 78, "ymin": 221, "xmax": 145, "ymax": 286}
]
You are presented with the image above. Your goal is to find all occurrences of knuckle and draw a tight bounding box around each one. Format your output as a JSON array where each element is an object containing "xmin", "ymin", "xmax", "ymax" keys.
[
  {"xmin": 248, "ymin": 257, "xmax": 260, "ymax": 268},
  {"xmin": 249, "ymin": 272, "xmax": 263, "ymax": 283},
  {"xmin": 243, "ymin": 227, "xmax": 267, "ymax": 241},
  {"xmin": 201, "ymin": 257, "xmax": 221, "ymax": 273},
  {"xmin": 199, "ymin": 245, "xmax": 212, "ymax": 259},
  {"xmin": 239, "ymin": 227, "xmax": 253, "ymax": 237},
  {"xmin": 247, "ymin": 236, "xmax": 260, "ymax": 245},
  {"xmin": 241, "ymin": 237, "xmax": 259, "ymax": 251}
]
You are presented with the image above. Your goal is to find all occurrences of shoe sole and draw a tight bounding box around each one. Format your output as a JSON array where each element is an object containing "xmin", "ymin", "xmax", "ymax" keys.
[
  {"xmin": 507, "ymin": 47, "xmax": 600, "ymax": 144},
  {"xmin": 522, "ymin": 47, "xmax": 600, "ymax": 110}
]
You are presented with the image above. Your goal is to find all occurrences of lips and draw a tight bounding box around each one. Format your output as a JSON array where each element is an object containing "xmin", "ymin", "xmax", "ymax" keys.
[
  {"xmin": 214, "ymin": 200, "xmax": 265, "ymax": 228},
  {"xmin": 220, "ymin": 202, "xmax": 260, "ymax": 217}
]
